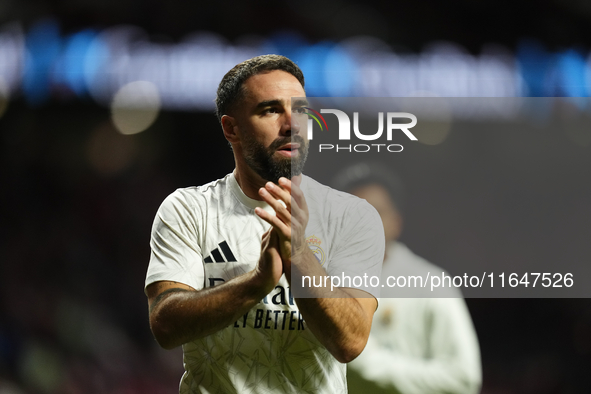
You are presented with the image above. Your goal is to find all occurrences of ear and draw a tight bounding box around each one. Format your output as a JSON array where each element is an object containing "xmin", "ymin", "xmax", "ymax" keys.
[{"xmin": 221, "ymin": 115, "xmax": 239, "ymax": 144}]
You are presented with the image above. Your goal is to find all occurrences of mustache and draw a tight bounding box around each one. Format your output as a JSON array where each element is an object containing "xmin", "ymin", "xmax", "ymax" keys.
[{"xmin": 269, "ymin": 135, "xmax": 306, "ymax": 151}]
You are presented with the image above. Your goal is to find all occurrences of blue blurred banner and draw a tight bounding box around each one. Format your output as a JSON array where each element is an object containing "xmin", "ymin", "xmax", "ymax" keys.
[{"xmin": 2, "ymin": 19, "xmax": 591, "ymax": 110}]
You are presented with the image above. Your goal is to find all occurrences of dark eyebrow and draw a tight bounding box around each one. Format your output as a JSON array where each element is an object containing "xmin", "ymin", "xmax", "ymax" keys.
[
  {"xmin": 254, "ymin": 98, "xmax": 309, "ymax": 109},
  {"xmin": 293, "ymin": 98, "xmax": 309, "ymax": 107},
  {"xmin": 255, "ymin": 99, "xmax": 283, "ymax": 109}
]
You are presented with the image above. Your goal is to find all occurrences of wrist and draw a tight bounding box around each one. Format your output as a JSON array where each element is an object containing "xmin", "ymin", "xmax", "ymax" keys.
[
  {"xmin": 291, "ymin": 241, "xmax": 312, "ymax": 262},
  {"xmin": 250, "ymin": 265, "xmax": 277, "ymax": 298},
  {"xmin": 290, "ymin": 234, "xmax": 310, "ymax": 259},
  {"xmin": 288, "ymin": 246, "xmax": 315, "ymax": 281}
]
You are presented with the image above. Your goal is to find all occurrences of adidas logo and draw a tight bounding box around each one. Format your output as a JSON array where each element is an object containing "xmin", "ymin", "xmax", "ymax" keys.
[{"xmin": 204, "ymin": 241, "xmax": 237, "ymax": 263}]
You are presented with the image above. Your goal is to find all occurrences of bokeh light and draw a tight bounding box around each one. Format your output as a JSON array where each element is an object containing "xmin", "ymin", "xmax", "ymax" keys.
[
  {"xmin": 403, "ymin": 93, "xmax": 453, "ymax": 145},
  {"xmin": 110, "ymin": 80, "xmax": 161, "ymax": 135}
]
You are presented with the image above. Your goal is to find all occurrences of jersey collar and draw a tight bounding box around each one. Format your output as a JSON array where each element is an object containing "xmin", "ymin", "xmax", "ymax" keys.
[{"xmin": 229, "ymin": 171, "xmax": 275, "ymax": 214}]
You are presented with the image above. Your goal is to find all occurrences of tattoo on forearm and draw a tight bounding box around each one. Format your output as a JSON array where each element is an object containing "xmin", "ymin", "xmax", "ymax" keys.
[{"xmin": 150, "ymin": 288, "xmax": 189, "ymax": 313}]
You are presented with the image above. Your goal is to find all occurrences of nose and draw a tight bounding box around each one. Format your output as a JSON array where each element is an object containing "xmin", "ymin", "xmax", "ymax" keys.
[{"xmin": 282, "ymin": 108, "xmax": 300, "ymax": 136}]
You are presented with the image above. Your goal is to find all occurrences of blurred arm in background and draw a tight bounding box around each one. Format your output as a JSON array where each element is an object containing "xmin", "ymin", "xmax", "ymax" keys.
[{"xmin": 332, "ymin": 162, "xmax": 482, "ymax": 394}]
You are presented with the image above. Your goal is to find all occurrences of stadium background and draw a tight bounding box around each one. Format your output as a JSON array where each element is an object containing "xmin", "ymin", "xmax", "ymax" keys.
[{"xmin": 1, "ymin": 0, "xmax": 591, "ymax": 392}]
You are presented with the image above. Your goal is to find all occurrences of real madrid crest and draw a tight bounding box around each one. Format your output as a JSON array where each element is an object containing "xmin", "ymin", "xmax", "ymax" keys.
[{"xmin": 306, "ymin": 235, "xmax": 326, "ymax": 266}]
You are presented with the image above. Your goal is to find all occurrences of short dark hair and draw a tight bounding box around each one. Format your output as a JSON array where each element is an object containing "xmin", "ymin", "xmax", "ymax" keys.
[
  {"xmin": 215, "ymin": 54, "xmax": 305, "ymax": 123},
  {"xmin": 331, "ymin": 162, "xmax": 406, "ymax": 216}
]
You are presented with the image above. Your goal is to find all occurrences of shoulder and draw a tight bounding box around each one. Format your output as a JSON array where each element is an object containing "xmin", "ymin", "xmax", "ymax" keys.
[
  {"xmin": 302, "ymin": 176, "xmax": 384, "ymax": 262},
  {"xmin": 302, "ymin": 175, "xmax": 380, "ymax": 221},
  {"xmin": 157, "ymin": 174, "xmax": 233, "ymax": 216}
]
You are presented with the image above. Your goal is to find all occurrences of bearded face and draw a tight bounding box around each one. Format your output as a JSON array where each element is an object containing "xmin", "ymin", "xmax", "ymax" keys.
[{"xmin": 242, "ymin": 133, "xmax": 309, "ymax": 184}]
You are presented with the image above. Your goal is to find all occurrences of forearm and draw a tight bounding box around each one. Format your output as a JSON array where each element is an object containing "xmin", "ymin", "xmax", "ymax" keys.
[
  {"xmin": 351, "ymin": 298, "xmax": 482, "ymax": 394},
  {"xmin": 288, "ymin": 249, "xmax": 375, "ymax": 363},
  {"xmin": 295, "ymin": 293, "xmax": 373, "ymax": 363},
  {"xmin": 149, "ymin": 272, "xmax": 268, "ymax": 349}
]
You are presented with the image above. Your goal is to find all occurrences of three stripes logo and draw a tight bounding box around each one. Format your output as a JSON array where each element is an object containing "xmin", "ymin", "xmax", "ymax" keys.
[{"xmin": 204, "ymin": 241, "xmax": 237, "ymax": 263}]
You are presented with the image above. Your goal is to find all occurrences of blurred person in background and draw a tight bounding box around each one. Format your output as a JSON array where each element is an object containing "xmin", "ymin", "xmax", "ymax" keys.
[
  {"xmin": 333, "ymin": 162, "xmax": 482, "ymax": 394},
  {"xmin": 144, "ymin": 55, "xmax": 384, "ymax": 393}
]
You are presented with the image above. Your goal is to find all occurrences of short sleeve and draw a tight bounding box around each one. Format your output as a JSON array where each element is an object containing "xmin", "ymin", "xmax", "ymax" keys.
[
  {"xmin": 145, "ymin": 190, "xmax": 206, "ymax": 291},
  {"xmin": 327, "ymin": 199, "xmax": 385, "ymax": 298}
]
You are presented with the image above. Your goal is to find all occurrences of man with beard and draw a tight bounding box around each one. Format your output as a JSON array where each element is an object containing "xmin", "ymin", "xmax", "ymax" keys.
[{"xmin": 144, "ymin": 55, "xmax": 384, "ymax": 393}]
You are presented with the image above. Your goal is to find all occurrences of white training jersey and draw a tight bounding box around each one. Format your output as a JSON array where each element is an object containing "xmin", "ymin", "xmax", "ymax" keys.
[{"xmin": 146, "ymin": 172, "xmax": 384, "ymax": 394}]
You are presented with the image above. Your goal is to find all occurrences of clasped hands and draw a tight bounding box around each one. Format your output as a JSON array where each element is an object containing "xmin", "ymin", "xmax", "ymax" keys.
[{"xmin": 254, "ymin": 177, "xmax": 309, "ymax": 284}]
